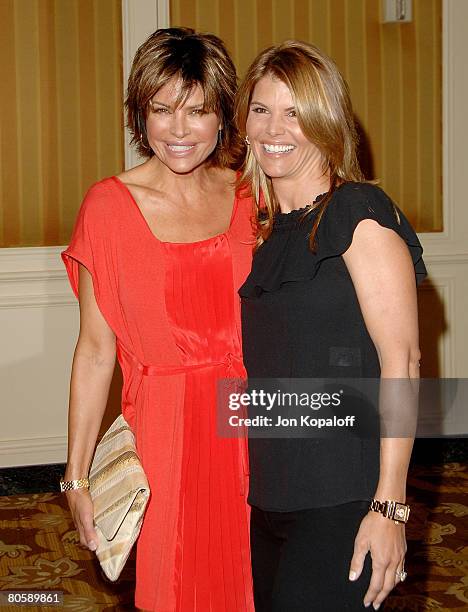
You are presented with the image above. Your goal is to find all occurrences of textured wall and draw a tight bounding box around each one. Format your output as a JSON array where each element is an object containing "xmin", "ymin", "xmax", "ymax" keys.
[
  {"xmin": 0, "ymin": 0, "xmax": 123, "ymax": 247},
  {"xmin": 170, "ymin": 0, "xmax": 442, "ymax": 232}
]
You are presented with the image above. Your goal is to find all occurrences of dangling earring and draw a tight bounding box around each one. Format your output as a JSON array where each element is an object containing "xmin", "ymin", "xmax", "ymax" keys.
[
  {"xmin": 140, "ymin": 133, "xmax": 152, "ymax": 153},
  {"xmin": 245, "ymin": 135, "xmax": 250, "ymax": 145},
  {"xmin": 138, "ymin": 112, "xmax": 151, "ymax": 152}
]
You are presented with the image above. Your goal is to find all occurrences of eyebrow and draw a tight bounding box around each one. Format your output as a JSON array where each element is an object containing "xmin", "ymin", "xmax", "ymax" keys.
[
  {"xmin": 250, "ymin": 100, "xmax": 295, "ymax": 112},
  {"xmin": 150, "ymin": 100, "xmax": 205, "ymax": 110}
]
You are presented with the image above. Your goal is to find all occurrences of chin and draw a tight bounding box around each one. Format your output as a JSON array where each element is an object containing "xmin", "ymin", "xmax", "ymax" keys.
[
  {"xmin": 261, "ymin": 165, "xmax": 290, "ymax": 179},
  {"xmin": 256, "ymin": 157, "xmax": 288, "ymax": 175},
  {"xmin": 165, "ymin": 158, "xmax": 205, "ymax": 175}
]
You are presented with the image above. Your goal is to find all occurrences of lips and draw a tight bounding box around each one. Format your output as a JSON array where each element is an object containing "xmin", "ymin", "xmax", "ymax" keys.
[{"xmin": 262, "ymin": 143, "xmax": 296, "ymax": 154}]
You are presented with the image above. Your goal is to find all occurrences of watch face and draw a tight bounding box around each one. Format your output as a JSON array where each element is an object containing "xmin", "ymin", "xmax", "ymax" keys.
[{"xmin": 394, "ymin": 503, "xmax": 409, "ymax": 522}]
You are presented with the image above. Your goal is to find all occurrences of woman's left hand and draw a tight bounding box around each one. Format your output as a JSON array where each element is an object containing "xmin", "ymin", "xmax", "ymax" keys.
[{"xmin": 349, "ymin": 511, "xmax": 407, "ymax": 610}]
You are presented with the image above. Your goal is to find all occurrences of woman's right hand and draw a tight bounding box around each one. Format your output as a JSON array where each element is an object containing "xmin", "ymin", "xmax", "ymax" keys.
[{"xmin": 65, "ymin": 488, "xmax": 98, "ymax": 552}]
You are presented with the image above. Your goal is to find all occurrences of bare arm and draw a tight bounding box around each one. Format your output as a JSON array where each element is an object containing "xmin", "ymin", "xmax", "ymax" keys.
[
  {"xmin": 64, "ymin": 263, "xmax": 116, "ymax": 550},
  {"xmin": 342, "ymin": 219, "xmax": 421, "ymax": 609}
]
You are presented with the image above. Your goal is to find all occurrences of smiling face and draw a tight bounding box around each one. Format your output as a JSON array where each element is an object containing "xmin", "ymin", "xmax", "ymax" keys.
[
  {"xmin": 245, "ymin": 74, "xmax": 324, "ymax": 182},
  {"xmin": 146, "ymin": 77, "xmax": 221, "ymax": 174}
]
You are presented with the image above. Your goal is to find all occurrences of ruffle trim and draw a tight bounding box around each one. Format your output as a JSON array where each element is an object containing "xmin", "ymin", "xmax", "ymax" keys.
[{"xmin": 239, "ymin": 182, "xmax": 427, "ymax": 297}]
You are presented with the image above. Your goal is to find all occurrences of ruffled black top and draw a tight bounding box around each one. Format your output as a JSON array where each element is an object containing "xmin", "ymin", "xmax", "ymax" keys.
[
  {"xmin": 240, "ymin": 182, "xmax": 426, "ymax": 298},
  {"xmin": 239, "ymin": 182, "xmax": 427, "ymax": 511}
]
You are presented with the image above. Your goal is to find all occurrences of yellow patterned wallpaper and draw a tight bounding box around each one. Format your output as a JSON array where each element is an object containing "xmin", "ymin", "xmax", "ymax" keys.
[
  {"xmin": 0, "ymin": 0, "xmax": 123, "ymax": 248},
  {"xmin": 171, "ymin": 0, "xmax": 442, "ymax": 232}
]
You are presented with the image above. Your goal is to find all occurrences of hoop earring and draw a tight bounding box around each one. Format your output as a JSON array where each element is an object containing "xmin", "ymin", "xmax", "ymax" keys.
[{"xmin": 245, "ymin": 136, "xmax": 250, "ymax": 145}]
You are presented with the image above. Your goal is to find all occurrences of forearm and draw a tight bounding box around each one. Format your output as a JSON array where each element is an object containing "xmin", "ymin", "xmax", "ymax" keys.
[
  {"xmin": 373, "ymin": 356, "xmax": 420, "ymax": 502},
  {"xmin": 65, "ymin": 343, "xmax": 116, "ymax": 479},
  {"xmin": 374, "ymin": 438, "xmax": 413, "ymax": 502}
]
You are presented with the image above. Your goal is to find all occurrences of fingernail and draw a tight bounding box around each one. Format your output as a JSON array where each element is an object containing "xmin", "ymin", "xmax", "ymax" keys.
[
  {"xmin": 364, "ymin": 604, "xmax": 371, "ymax": 609},
  {"xmin": 373, "ymin": 605, "xmax": 381, "ymax": 611},
  {"xmin": 349, "ymin": 570, "xmax": 357, "ymax": 581},
  {"xmin": 88, "ymin": 541, "xmax": 97, "ymax": 551}
]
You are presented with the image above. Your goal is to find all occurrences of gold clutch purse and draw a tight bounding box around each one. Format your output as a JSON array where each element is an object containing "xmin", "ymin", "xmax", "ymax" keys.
[{"xmin": 89, "ymin": 414, "xmax": 150, "ymax": 581}]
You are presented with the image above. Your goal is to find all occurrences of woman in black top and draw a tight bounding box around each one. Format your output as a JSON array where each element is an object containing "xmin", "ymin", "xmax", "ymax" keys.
[{"xmin": 235, "ymin": 41, "xmax": 426, "ymax": 611}]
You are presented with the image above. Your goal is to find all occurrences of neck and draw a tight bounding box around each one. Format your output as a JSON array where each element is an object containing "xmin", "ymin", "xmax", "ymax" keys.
[
  {"xmin": 144, "ymin": 156, "xmax": 221, "ymax": 196},
  {"xmin": 272, "ymin": 175, "xmax": 331, "ymax": 213}
]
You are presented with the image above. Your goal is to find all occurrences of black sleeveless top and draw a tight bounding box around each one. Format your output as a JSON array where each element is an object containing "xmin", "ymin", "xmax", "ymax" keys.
[{"xmin": 239, "ymin": 182, "xmax": 427, "ymax": 511}]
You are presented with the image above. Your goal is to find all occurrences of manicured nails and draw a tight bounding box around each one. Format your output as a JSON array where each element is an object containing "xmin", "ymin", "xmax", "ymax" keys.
[
  {"xmin": 373, "ymin": 605, "xmax": 381, "ymax": 610},
  {"xmin": 88, "ymin": 540, "xmax": 97, "ymax": 551},
  {"xmin": 349, "ymin": 570, "xmax": 357, "ymax": 581}
]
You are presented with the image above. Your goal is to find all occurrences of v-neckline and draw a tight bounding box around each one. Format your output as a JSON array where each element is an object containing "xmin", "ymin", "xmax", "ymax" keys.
[{"xmin": 111, "ymin": 175, "xmax": 239, "ymax": 246}]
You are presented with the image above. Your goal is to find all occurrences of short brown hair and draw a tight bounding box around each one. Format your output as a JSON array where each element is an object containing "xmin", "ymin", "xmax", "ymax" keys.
[
  {"xmin": 235, "ymin": 40, "xmax": 364, "ymax": 248},
  {"xmin": 126, "ymin": 27, "xmax": 244, "ymax": 168}
]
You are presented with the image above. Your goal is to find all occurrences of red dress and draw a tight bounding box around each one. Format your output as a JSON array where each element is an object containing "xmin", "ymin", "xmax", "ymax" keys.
[{"xmin": 62, "ymin": 176, "xmax": 255, "ymax": 611}]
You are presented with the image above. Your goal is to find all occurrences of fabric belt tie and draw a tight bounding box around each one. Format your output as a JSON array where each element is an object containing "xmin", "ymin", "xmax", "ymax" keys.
[
  {"xmin": 117, "ymin": 341, "xmax": 249, "ymax": 495},
  {"xmin": 118, "ymin": 339, "xmax": 244, "ymax": 374}
]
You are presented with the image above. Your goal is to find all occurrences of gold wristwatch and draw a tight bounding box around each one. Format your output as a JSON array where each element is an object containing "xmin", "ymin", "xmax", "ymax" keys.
[
  {"xmin": 369, "ymin": 499, "xmax": 410, "ymax": 524},
  {"xmin": 59, "ymin": 477, "xmax": 90, "ymax": 492}
]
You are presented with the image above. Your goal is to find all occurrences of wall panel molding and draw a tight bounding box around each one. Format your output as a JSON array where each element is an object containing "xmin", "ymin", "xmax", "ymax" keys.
[
  {"xmin": 0, "ymin": 247, "xmax": 74, "ymax": 309},
  {"xmin": 122, "ymin": 0, "xmax": 170, "ymax": 170},
  {"xmin": 0, "ymin": 436, "xmax": 67, "ymax": 470},
  {"xmin": 0, "ymin": 246, "xmax": 77, "ymax": 467},
  {"xmin": 419, "ymin": 276, "xmax": 456, "ymax": 378},
  {"xmin": 423, "ymin": 253, "xmax": 468, "ymax": 266}
]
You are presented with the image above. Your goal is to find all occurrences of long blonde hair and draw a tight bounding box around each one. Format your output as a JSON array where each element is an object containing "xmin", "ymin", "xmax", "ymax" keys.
[{"xmin": 235, "ymin": 40, "xmax": 364, "ymax": 249}]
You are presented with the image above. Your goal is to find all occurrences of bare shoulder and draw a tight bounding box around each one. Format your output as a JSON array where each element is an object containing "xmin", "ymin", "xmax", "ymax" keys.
[
  {"xmin": 342, "ymin": 221, "xmax": 411, "ymax": 286},
  {"xmin": 115, "ymin": 161, "xmax": 165, "ymax": 205},
  {"xmin": 347, "ymin": 219, "xmax": 408, "ymax": 258},
  {"xmin": 115, "ymin": 160, "xmax": 149, "ymax": 185}
]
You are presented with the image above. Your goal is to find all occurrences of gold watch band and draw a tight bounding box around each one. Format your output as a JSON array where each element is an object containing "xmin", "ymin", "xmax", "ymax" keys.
[
  {"xmin": 59, "ymin": 477, "xmax": 90, "ymax": 492},
  {"xmin": 369, "ymin": 498, "xmax": 410, "ymax": 524}
]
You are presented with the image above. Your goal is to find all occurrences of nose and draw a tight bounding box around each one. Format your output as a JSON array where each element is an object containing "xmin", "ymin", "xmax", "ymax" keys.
[
  {"xmin": 170, "ymin": 111, "xmax": 190, "ymax": 138},
  {"xmin": 266, "ymin": 113, "xmax": 285, "ymax": 137}
]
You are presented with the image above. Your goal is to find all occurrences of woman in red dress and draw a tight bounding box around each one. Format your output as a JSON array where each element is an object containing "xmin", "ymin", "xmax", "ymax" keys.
[{"xmin": 61, "ymin": 28, "xmax": 254, "ymax": 611}]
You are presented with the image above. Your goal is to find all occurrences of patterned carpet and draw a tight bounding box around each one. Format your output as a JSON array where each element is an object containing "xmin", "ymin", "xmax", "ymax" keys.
[{"xmin": 0, "ymin": 463, "xmax": 466, "ymax": 611}]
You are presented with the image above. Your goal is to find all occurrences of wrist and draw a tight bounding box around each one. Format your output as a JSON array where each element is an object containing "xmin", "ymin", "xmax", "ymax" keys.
[
  {"xmin": 64, "ymin": 472, "xmax": 89, "ymax": 481},
  {"xmin": 374, "ymin": 485, "xmax": 406, "ymax": 503},
  {"xmin": 59, "ymin": 476, "xmax": 90, "ymax": 493},
  {"xmin": 64, "ymin": 462, "xmax": 90, "ymax": 481},
  {"xmin": 369, "ymin": 498, "xmax": 410, "ymax": 524}
]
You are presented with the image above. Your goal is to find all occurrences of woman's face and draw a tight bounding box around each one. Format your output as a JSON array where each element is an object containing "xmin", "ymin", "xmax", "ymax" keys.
[
  {"xmin": 245, "ymin": 74, "xmax": 323, "ymax": 181},
  {"xmin": 146, "ymin": 77, "xmax": 221, "ymax": 174}
]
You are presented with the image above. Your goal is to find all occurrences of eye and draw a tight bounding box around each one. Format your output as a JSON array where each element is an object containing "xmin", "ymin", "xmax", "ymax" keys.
[
  {"xmin": 251, "ymin": 106, "xmax": 268, "ymax": 114},
  {"xmin": 151, "ymin": 106, "xmax": 169, "ymax": 114},
  {"xmin": 190, "ymin": 108, "xmax": 205, "ymax": 116},
  {"xmin": 287, "ymin": 109, "xmax": 297, "ymax": 118}
]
